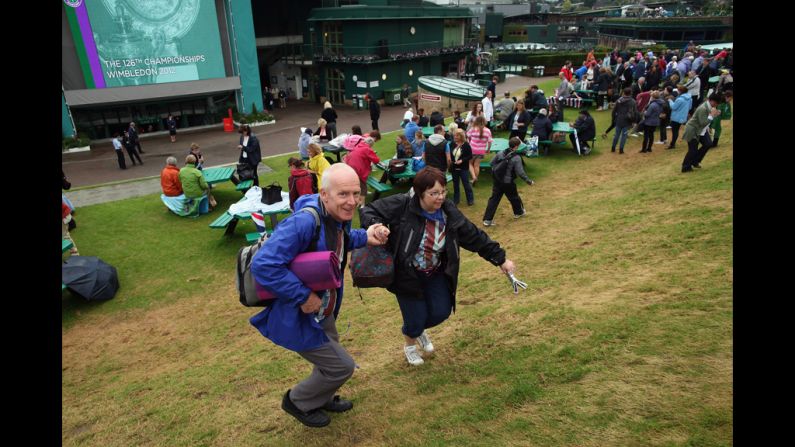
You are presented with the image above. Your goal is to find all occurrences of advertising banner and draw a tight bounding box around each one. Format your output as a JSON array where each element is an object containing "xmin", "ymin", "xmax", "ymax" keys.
[{"xmin": 63, "ymin": 0, "xmax": 226, "ymax": 89}]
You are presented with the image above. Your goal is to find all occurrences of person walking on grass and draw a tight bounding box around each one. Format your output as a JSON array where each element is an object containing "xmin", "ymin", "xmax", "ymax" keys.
[
  {"xmin": 639, "ymin": 91, "xmax": 664, "ymax": 153},
  {"xmin": 482, "ymin": 137, "xmax": 534, "ymax": 227},
  {"xmin": 360, "ymin": 167, "xmax": 519, "ymax": 366},
  {"xmin": 465, "ymin": 115, "xmax": 492, "ymax": 185},
  {"xmin": 250, "ymin": 163, "xmax": 389, "ymax": 427},
  {"xmin": 667, "ymin": 85, "xmax": 692, "ymax": 150},
  {"xmin": 681, "ymin": 93, "xmax": 722, "ymax": 173},
  {"xmin": 604, "ymin": 87, "xmax": 639, "ymax": 154}
]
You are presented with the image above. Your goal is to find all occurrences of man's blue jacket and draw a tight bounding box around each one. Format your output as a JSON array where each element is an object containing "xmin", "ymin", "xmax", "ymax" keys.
[{"xmin": 249, "ymin": 194, "xmax": 368, "ymax": 352}]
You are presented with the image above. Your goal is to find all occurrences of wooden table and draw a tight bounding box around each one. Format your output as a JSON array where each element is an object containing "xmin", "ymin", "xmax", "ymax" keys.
[
  {"xmin": 202, "ymin": 166, "xmax": 236, "ymax": 185},
  {"xmin": 321, "ymin": 143, "xmax": 348, "ymax": 163}
]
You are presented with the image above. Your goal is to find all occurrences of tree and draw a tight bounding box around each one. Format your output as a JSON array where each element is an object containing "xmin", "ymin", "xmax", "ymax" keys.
[{"xmin": 562, "ymin": 0, "xmax": 572, "ymax": 12}]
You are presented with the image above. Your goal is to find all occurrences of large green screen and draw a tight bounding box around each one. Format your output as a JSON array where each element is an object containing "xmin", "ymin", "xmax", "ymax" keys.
[{"xmin": 65, "ymin": 0, "xmax": 226, "ymax": 88}]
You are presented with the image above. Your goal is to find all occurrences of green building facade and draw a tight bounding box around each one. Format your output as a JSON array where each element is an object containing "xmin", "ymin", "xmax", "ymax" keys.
[{"xmin": 305, "ymin": 1, "xmax": 475, "ymax": 105}]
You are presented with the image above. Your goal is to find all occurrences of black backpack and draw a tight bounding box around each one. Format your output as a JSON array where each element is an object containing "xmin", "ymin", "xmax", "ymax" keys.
[
  {"xmin": 236, "ymin": 207, "xmax": 322, "ymax": 307},
  {"xmin": 491, "ymin": 150, "xmax": 518, "ymax": 182}
]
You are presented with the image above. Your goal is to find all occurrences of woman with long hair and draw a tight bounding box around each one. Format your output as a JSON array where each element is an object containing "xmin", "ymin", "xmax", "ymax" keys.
[{"xmin": 465, "ymin": 115, "xmax": 492, "ymax": 184}]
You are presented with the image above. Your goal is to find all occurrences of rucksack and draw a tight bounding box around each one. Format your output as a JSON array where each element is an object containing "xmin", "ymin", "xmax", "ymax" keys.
[
  {"xmin": 288, "ymin": 172, "xmax": 318, "ymax": 209},
  {"xmin": 491, "ymin": 150, "xmax": 518, "ymax": 182},
  {"xmin": 236, "ymin": 207, "xmax": 321, "ymax": 307}
]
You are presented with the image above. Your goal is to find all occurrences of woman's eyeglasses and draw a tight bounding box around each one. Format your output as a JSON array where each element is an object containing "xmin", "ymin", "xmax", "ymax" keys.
[{"xmin": 426, "ymin": 190, "xmax": 447, "ymax": 198}]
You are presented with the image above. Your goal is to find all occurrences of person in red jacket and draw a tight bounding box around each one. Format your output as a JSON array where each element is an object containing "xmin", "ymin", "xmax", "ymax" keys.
[
  {"xmin": 342, "ymin": 136, "xmax": 380, "ymax": 208},
  {"xmin": 287, "ymin": 157, "xmax": 317, "ymax": 210},
  {"xmin": 559, "ymin": 61, "xmax": 573, "ymax": 82}
]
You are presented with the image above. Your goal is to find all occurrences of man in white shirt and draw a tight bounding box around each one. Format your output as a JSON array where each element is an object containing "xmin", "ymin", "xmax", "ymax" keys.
[
  {"xmin": 112, "ymin": 133, "xmax": 126, "ymax": 170},
  {"xmin": 481, "ymin": 90, "xmax": 494, "ymax": 125}
]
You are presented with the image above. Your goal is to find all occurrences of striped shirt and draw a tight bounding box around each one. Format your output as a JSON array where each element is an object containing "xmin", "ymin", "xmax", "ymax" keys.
[{"xmin": 466, "ymin": 126, "xmax": 492, "ymax": 156}]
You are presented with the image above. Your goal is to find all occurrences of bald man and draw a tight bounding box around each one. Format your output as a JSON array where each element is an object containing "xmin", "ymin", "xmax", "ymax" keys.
[{"xmin": 249, "ymin": 163, "xmax": 390, "ymax": 428}]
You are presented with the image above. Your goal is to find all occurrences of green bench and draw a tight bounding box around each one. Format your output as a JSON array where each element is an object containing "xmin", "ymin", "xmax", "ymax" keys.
[
  {"xmin": 235, "ymin": 179, "xmax": 253, "ymax": 192},
  {"xmin": 209, "ymin": 212, "xmax": 236, "ymax": 229},
  {"xmin": 245, "ymin": 230, "xmax": 273, "ymax": 244},
  {"xmin": 479, "ymin": 160, "xmax": 492, "ymax": 170},
  {"xmin": 62, "ymin": 239, "xmax": 74, "ymax": 254},
  {"xmin": 367, "ymin": 176, "xmax": 394, "ymax": 201},
  {"xmin": 489, "ymin": 120, "xmax": 504, "ymax": 131}
]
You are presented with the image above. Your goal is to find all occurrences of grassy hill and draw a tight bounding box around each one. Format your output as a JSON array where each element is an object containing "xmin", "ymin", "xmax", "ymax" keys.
[{"xmin": 62, "ymin": 83, "xmax": 732, "ymax": 446}]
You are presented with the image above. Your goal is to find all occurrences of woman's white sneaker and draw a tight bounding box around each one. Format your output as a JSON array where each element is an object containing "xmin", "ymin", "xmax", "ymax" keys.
[
  {"xmin": 404, "ymin": 345, "xmax": 424, "ymax": 366},
  {"xmin": 417, "ymin": 331, "xmax": 434, "ymax": 353}
]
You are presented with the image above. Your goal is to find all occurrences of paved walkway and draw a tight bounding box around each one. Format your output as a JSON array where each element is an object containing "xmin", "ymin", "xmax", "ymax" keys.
[{"xmin": 62, "ymin": 75, "xmax": 552, "ymax": 206}]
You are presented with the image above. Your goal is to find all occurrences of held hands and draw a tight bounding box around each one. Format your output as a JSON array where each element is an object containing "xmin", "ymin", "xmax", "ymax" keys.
[
  {"xmin": 710, "ymin": 108, "xmax": 721, "ymax": 117},
  {"xmin": 366, "ymin": 223, "xmax": 390, "ymax": 246},
  {"xmin": 300, "ymin": 292, "xmax": 322, "ymax": 314}
]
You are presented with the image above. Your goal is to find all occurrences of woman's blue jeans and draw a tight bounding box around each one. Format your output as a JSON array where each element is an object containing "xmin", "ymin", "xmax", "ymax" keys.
[{"xmin": 396, "ymin": 272, "xmax": 452, "ymax": 338}]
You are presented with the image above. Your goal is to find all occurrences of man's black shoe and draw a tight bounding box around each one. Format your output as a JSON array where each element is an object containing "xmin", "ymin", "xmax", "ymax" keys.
[
  {"xmin": 682, "ymin": 167, "xmax": 693, "ymax": 173},
  {"xmin": 322, "ymin": 395, "xmax": 353, "ymax": 413},
  {"xmin": 282, "ymin": 390, "xmax": 330, "ymax": 427}
]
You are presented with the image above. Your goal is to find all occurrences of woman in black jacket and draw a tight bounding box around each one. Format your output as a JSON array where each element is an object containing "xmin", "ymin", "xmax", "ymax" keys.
[
  {"xmin": 449, "ymin": 129, "xmax": 474, "ymax": 206},
  {"xmin": 235, "ymin": 124, "xmax": 262, "ymax": 186},
  {"xmin": 505, "ymin": 101, "xmax": 532, "ymax": 141},
  {"xmin": 570, "ymin": 110, "xmax": 596, "ymax": 155},
  {"xmin": 594, "ymin": 67, "xmax": 614, "ymax": 110},
  {"xmin": 360, "ymin": 167, "xmax": 518, "ymax": 366},
  {"xmin": 320, "ymin": 101, "xmax": 338, "ymax": 139}
]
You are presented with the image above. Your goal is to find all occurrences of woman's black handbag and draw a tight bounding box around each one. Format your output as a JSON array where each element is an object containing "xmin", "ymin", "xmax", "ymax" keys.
[
  {"xmin": 237, "ymin": 163, "xmax": 256, "ymax": 181},
  {"xmin": 261, "ymin": 182, "xmax": 283, "ymax": 205},
  {"xmin": 388, "ymin": 159, "xmax": 407, "ymax": 174}
]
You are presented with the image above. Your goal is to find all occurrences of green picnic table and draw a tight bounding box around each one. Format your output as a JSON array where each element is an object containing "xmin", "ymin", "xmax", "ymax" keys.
[
  {"xmin": 202, "ymin": 166, "xmax": 236, "ymax": 185},
  {"xmin": 490, "ymin": 138, "xmax": 527, "ymax": 153},
  {"xmin": 62, "ymin": 239, "xmax": 73, "ymax": 254},
  {"xmin": 708, "ymin": 76, "xmax": 720, "ymax": 84},
  {"xmin": 421, "ymin": 126, "xmax": 435, "ymax": 137},
  {"xmin": 321, "ymin": 143, "xmax": 349, "ymax": 163},
  {"xmin": 209, "ymin": 195, "xmax": 290, "ymax": 236},
  {"xmin": 374, "ymin": 159, "xmax": 452, "ymax": 200}
]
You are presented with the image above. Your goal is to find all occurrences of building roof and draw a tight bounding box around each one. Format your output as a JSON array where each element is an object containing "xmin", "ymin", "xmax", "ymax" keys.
[
  {"xmin": 417, "ymin": 76, "xmax": 485, "ymax": 101},
  {"xmin": 597, "ymin": 17, "xmax": 732, "ymax": 29},
  {"xmin": 308, "ymin": 5, "xmax": 474, "ymax": 21}
]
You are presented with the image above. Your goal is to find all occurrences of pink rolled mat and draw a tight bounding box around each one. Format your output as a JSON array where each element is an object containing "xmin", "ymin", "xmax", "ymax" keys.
[{"xmin": 255, "ymin": 250, "xmax": 341, "ymax": 300}]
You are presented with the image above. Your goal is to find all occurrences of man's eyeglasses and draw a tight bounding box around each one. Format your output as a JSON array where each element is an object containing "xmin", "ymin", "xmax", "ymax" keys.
[{"xmin": 426, "ymin": 190, "xmax": 447, "ymax": 198}]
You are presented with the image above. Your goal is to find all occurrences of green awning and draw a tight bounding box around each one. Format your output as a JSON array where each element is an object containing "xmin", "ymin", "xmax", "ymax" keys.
[{"xmin": 417, "ymin": 76, "xmax": 485, "ymax": 101}]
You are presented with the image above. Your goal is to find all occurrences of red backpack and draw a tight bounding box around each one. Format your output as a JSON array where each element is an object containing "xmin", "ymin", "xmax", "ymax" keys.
[{"xmin": 288, "ymin": 169, "xmax": 318, "ymax": 209}]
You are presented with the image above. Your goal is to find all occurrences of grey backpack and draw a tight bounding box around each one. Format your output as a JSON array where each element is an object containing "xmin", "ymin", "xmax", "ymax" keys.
[{"xmin": 236, "ymin": 207, "xmax": 321, "ymax": 307}]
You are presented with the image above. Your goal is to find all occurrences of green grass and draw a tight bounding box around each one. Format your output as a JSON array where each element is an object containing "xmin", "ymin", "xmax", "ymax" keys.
[{"xmin": 62, "ymin": 86, "xmax": 732, "ymax": 446}]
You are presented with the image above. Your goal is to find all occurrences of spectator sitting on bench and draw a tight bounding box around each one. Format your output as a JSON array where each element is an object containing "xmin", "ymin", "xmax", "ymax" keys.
[
  {"xmin": 179, "ymin": 154, "xmax": 211, "ymax": 216},
  {"xmin": 395, "ymin": 134, "xmax": 414, "ymax": 159},
  {"xmin": 160, "ymin": 156, "xmax": 189, "ymax": 216},
  {"xmin": 569, "ymin": 110, "xmax": 596, "ymax": 155},
  {"xmin": 530, "ymin": 108, "xmax": 553, "ymax": 146},
  {"xmin": 429, "ymin": 108, "xmax": 445, "ymax": 127},
  {"xmin": 416, "ymin": 108, "xmax": 429, "ymax": 127},
  {"xmin": 495, "ymin": 92, "xmax": 515, "ymax": 122}
]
